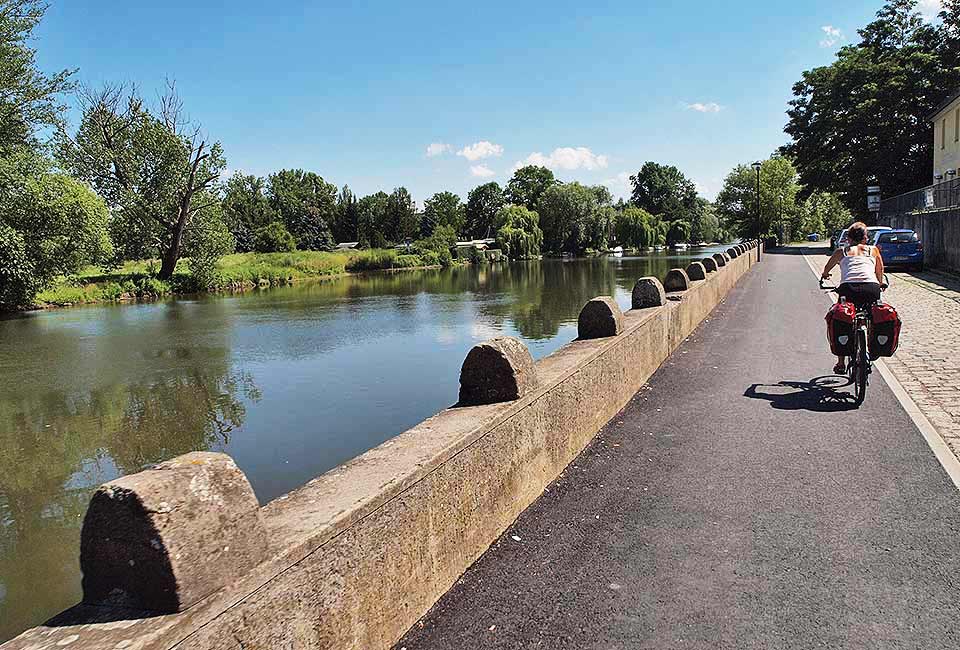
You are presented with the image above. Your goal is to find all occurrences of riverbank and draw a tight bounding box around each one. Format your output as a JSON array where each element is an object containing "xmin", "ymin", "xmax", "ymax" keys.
[{"xmin": 29, "ymin": 248, "xmax": 450, "ymax": 310}]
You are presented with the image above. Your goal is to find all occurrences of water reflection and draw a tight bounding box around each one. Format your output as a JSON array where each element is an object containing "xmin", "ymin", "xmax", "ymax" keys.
[{"xmin": 0, "ymin": 247, "xmax": 726, "ymax": 641}]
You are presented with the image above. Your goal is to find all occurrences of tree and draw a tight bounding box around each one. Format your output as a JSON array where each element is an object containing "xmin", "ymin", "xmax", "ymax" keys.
[
  {"xmin": 333, "ymin": 185, "xmax": 359, "ymax": 243},
  {"xmin": 422, "ymin": 191, "xmax": 465, "ymax": 237},
  {"xmin": 505, "ymin": 165, "xmax": 557, "ymax": 211},
  {"xmin": 0, "ymin": 149, "xmax": 112, "ymax": 307},
  {"xmin": 357, "ymin": 191, "xmax": 390, "ymax": 248},
  {"xmin": 267, "ymin": 169, "xmax": 337, "ymax": 251},
  {"xmin": 629, "ymin": 162, "xmax": 699, "ymax": 223},
  {"xmin": 0, "ymin": 1, "xmax": 74, "ymax": 152},
  {"xmin": 221, "ymin": 173, "xmax": 275, "ymax": 252},
  {"xmin": 58, "ymin": 82, "xmax": 226, "ymax": 279},
  {"xmin": 386, "ymin": 186, "xmax": 418, "ymax": 243},
  {"xmin": 253, "ymin": 221, "xmax": 297, "ymax": 253},
  {"xmin": 613, "ymin": 206, "xmax": 660, "ymax": 249},
  {"xmin": 798, "ymin": 191, "xmax": 852, "ymax": 237},
  {"xmin": 495, "ymin": 205, "xmax": 543, "ymax": 259},
  {"xmin": 465, "ymin": 182, "xmax": 504, "ymax": 239},
  {"xmin": 783, "ymin": 0, "xmax": 960, "ymax": 216},
  {"xmin": 716, "ymin": 157, "xmax": 801, "ymax": 239},
  {"xmin": 536, "ymin": 182, "xmax": 607, "ymax": 254}
]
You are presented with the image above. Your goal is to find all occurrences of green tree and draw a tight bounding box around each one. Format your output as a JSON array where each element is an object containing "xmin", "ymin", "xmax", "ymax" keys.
[
  {"xmin": 783, "ymin": 0, "xmax": 960, "ymax": 215},
  {"xmin": 536, "ymin": 182, "xmax": 606, "ymax": 254},
  {"xmin": 613, "ymin": 206, "xmax": 660, "ymax": 249},
  {"xmin": 505, "ymin": 165, "xmax": 557, "ymax": 211},
  {"xmin": 465, "ymin": 182, "xmax": 504, "ymax": 239},
  {"xmin": 422, "ymin": 191, "xmax": 465, "ymax": 237},
  {"xmin": 333, "ymin": 185, "xmax": 359, "ymax": 243},
  {"xmin": 267, "ymin": 169, "xmax": 337, "ymax": 250},
  {"xmin": 0, "ymin": 1, "xmax": 74, "ymax": 152},
  {"xmin": 798, "ymin": 191, "xmax": 852, "ymax": 237},
  {"xmin": 0, "ymin": 149, "xmax": 112, "ymax": 308},
  {"xmin": 495, "ymin": 205, "xmax": 543, "ymax": 259},
  {"xmin": 716, "ymin": 157, "xmax": 801, "ymax": 239},
  {"xmin": 386, "ymin": 186, "xmax": 417, "ymax": 243},
  {"xmin": 253, "ymin": 221, "xmax": 297, "ymax": 253},
  {"xmin": 357, "ymin": 191, "xmax": 390, "ymax": 248},
  {"xmin": 221, "ymin": 173, "xmax": 275, "ymax": 252},
  {"xmin": 629, "ymin": 162, "xmax": 699, "ymax": 224},
  {"xmin": 58, "ymin": 83, "xmax": 226, "ymax": 279},
  {"xmin": 183, "ymin": 199, "xmax": 234, "ymax": 290}
]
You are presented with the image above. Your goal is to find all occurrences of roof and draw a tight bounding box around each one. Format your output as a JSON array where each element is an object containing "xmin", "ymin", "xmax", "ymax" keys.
[{"xmin": 926, "ymin": 87, "xmax": 960, "ymax": 122}]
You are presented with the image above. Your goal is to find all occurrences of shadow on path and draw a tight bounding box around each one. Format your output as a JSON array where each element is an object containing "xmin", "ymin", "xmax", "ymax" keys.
[{"xmin": 744, "ymin": 375, "xmax": 858, "ymax": 412}]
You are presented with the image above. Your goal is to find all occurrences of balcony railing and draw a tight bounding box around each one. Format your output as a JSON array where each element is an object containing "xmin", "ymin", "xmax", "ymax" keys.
[{"xmin": 880, "ymin": 177, "xmax": 960, "ymax": 217}]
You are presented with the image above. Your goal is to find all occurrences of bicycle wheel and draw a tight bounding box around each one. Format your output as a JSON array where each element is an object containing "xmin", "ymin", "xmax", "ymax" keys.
[{"xmin": 853, "ymin": 329, "xmax": 868, "ymax": 406}]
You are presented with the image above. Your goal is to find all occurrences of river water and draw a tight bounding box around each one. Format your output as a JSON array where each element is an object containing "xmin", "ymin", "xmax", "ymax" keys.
[{"xmin": 0, "ymin": 246, "xmax": 732, "ymax": 641}]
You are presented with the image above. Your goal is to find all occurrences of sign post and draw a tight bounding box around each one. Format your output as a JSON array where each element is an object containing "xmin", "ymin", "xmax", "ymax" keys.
[{"xmin": 867, "ymin": 185, "xmax": 881, "ymax": 215}]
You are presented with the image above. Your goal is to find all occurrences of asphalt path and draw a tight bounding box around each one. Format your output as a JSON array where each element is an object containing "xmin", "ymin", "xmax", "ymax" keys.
[{"xmin": 396, "ymin": 248, "xmax": 960, "ymax": 649}]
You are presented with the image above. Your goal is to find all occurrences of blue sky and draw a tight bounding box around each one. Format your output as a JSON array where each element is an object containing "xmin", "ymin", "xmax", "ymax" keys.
[{"xmin": 35, "ymin": 0, "xmax": 942, "ymax": 203}]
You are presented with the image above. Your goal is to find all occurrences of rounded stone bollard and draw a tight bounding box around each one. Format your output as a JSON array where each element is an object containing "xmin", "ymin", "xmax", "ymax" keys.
[
  {"xmin": 578, "ymin": 296, "xmax": 624, "ymax": 340},
  {"xmin": 727, "ymin": 247, "xmax": 739, "ymax": 259},
  {"xmin": 663, "ymin": 268, "xmax": 690, "ymax": 292},
  {"xmin": 712, "ymin": 252, "xmax": 727, "ymax": 268},
  {"xmin": 701, "ymin": 256, "xmax": 718, "ymax": 273},
  {"xmin": 735, "ymin": 244, "xmax": 744, "ymax": 254},
  {"xmin": 80, "ymin": 452, "xmax": 268, "ymax": 613},
  {"xmin": 686, "ymin": 261, "xmax": 707, "ymax": 281},
  {"xmin": 631, "ymin": 276, "xmax": 666, "ymax": 309},
  {"xmin": 459, "ymin": 336, "xmax": 538, "ymax": 406}
]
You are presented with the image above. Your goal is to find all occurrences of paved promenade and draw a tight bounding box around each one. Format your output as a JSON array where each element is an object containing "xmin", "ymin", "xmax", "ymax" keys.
[{"xmin": 396, "ymin": 248, "xmax": 960, "ymax": 649}]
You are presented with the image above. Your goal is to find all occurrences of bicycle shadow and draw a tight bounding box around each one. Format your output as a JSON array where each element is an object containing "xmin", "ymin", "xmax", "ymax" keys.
[{"xmin": 744, "ymin": 376, "xmax": 859, "ymax": 412}]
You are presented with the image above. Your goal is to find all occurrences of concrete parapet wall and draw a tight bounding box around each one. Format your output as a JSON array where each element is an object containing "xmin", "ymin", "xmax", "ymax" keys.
[{"xmin": 3, "ymin": 249, "xmax": 760, "ymax": 650}]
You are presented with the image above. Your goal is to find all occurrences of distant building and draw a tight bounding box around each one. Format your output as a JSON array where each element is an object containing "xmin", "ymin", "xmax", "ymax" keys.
[
  {"xmin": 335, "ymin": 241, "xmax": 359, "ymax": 250},
  {"xmin": 454, "ymin": 238, "xmax": 496, "ymax": 251},
  {"xmin": 929, "ymin": 88, "xmax": 960, "ymax": 182}
]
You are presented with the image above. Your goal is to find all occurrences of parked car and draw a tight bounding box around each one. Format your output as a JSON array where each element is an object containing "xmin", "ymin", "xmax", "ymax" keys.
[
  {"xmin": 866, "ymin": 226, "xmax": 893, "ymax": 244},
  {"xmin": 830, "ymin": 230, "xmax": 843, "ymax": 250},
  {"xmin": 806, "ymin": 233, "xmax": 820, "ymax": 242},
  {"xmin": 874, "ymin": 229, "xmax": 924, "ymax": 271}
]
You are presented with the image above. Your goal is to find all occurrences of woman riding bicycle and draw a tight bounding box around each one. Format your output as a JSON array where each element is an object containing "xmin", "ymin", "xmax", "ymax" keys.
[{"xmin": 821, "ymin": 222, "xmax": 885, "ymax": 375}]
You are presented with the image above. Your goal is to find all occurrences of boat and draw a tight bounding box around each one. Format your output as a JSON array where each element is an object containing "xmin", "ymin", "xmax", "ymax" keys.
[
  {"xmin": 672, "ymin": 243, "xmax": 689, "ymax": 251},
  {"xmin": 609, "ymin": 246, "xmax": 623, "ymax": 257}
]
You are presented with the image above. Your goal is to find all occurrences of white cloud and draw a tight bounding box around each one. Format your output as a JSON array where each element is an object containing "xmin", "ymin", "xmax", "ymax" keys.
[
  {"xmin": 457, "ymin": 141, "xmax": 504, "ymax": 161},
  {"xmin": 601, "ymin": 171, "xmax": 632, "ymax": 199},
  {"xmin": 919, "ymin": 0, "xmax": 942, "ymax": 20},
  {"xmin": 470, "ymin": 164, "xmax": 496, "ymax": 178},
  {"xmin": 515, "ymin": 147, "xmax": 609, "ymax": 172},
  {"xmin": 684, "ymin": 102, "xmax": 723, "ymax": 114},
  {"xmin": 425, "ymin": 142, "xmax": 452, "ymax": 157},
  {"xmin": 820, "ymin": 25, "xmax": 843, "ymax": 48},
  {"xmin": 694, "ymin": 178, "xmax": 722, "ymax": 201}
]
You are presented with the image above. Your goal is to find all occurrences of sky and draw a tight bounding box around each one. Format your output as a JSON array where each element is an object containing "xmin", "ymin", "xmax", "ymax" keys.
[{"xmin": 34, "ymin": 0, "xmax": 944, "ymax": 203}]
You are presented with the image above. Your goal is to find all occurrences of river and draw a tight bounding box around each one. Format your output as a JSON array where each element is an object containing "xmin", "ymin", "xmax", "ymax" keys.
[{"xmin": 0, "ymin": 245, "xmax": 733, "ymax": 641}]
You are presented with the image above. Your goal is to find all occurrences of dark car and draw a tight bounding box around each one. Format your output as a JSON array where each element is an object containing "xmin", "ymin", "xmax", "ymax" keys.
[
  {"xmin": 874, "ymin": 229, "xmax": 924, "ymax": 271},
  {"xmin": 830, "ymin": 230, "xmax": 843, "ymax": 250}
]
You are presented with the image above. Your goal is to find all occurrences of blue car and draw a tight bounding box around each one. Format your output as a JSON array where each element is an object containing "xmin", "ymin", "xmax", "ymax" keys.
[{"xmin": 874, "ymin": 229, "xmax": 924, "ymax": 271}]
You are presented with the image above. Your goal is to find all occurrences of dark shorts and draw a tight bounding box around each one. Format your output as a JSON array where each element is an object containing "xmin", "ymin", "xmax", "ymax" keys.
[{"xmin": 837, "ymin": 282, "xmax": 881, "ymax": 306}]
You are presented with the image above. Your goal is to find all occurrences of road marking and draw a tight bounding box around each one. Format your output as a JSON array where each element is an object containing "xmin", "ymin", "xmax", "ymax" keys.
[{"xmin": 800, "ymin": 248, "xmax": 960, "ymax": 491}]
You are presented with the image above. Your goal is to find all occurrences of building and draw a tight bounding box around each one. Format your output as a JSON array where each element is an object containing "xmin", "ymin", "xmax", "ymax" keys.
[{"xmin": 930, "ymin": 88, "xmax": 960, "ymax": 182}]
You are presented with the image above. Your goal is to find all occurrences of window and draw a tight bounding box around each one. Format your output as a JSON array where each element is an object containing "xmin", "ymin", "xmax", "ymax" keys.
[{"xmin": 877, "ymin": 232, "xmax": 919, "ymax": 244}]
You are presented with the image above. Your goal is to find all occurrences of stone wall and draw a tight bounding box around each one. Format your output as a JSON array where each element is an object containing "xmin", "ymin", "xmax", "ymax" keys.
[
  {"xmin": 2, "ymin": 243, "xmax": 761, "ymax": 650},
  {"xmin": 881, "ymin": 208, "xmax": 960, "ymax": 273}
]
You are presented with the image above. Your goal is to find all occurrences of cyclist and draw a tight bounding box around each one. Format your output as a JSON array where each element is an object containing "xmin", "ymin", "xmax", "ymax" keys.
[{"xmin": 820, "ymin": 221, "xmax": 884, "ymax": 375}]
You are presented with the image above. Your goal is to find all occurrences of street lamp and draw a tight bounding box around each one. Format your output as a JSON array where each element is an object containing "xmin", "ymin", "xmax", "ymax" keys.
[{"xmin": 752, "ymin": 161, "xmax": 762, "ymax": 261}]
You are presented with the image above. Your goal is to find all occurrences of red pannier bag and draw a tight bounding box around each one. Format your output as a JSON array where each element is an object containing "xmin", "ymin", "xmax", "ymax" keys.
[
  {"xmin": 870, "ymin": 303, "xmax": 901, "ymax": 357},
  {"xmin": 825, "ymin": 301, "xmax": 856, "ymax": 356}
]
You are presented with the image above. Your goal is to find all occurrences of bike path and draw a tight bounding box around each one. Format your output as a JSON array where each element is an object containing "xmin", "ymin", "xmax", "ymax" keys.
[{"xmin": 397, "ymin": 248, "xmax": 960, "ymax": 649}]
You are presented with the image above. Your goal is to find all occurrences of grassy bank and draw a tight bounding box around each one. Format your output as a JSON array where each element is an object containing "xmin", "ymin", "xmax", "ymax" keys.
[{"xmin": 34, "ymin": 248, "xmax": 446, "ymax": 308}]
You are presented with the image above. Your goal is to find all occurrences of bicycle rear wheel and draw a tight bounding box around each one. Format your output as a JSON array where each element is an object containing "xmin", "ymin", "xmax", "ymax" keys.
[{"xmin": 852, "ymin": 329, "xmax": 868, "ymax": 406}]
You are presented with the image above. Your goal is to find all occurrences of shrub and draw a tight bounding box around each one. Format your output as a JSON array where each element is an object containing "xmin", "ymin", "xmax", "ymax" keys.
[
  {"xmin": 253, "ymin": 222, "xmax": 297, "ymax": 253},
  {"xmin": 394, "ymin": 254, "xmax": 423, "ymax": 268}
]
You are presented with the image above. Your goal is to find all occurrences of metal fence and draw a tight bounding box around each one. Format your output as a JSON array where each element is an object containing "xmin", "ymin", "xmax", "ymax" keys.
[{"xmin": 880, "ymin": 177, "xmax": 960, "ymax": 217}]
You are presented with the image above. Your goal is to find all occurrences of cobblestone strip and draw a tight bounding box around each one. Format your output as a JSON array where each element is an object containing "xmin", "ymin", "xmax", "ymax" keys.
[{"xmin": 802, "ymin": 246, "xmax": 960, "ymax": 457}]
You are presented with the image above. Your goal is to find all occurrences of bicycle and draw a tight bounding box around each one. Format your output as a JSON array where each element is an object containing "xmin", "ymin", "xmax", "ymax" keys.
[{"xmin": 819, "ymin": 278, "xmax": 887, "ymax": 406}]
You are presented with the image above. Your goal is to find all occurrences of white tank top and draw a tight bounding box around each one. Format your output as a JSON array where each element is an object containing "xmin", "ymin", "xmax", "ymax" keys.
[{"xmin": 840, "ymin": 246, "xmax": 877, "ymax": 284}]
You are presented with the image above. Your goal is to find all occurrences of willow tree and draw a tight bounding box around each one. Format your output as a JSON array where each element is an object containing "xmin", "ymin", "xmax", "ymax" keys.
[{"xmin": 58, "ymin": 82, "xmax": 226, "ymax": 279}]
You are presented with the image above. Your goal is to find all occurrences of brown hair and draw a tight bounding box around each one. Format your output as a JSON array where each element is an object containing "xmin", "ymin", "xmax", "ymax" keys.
[{"xmin": 847, "ymin": 221, "xmax": 868, "ymax": 244}]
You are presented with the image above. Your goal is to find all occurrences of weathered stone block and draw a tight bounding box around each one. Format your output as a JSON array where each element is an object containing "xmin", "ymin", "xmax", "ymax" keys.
[
  {"xmin": 459, "ymin": 337, "xmax": 538, "ymax": 406},
  {"xmin": 663, "ymin": 268, "xmax": 690, "ymax": 292},
  {"xmin": 702, "ymin": 256, "xmax": 718, "ymax": 273},
  {"xmin": 631, "ymin": 277, "xmax": 666, "ymax": 309},
  {"xmin": 735, "ymin": 244, "xmax": 744, "ymax": 254},
  {"xmin": 80, "ymin": 452, "xmax": 267, "ymax": 613},
  {"xmin": 578, "ymin": 296, "xmax": 624, "ymax": 339},
  {"xmin": 686, "ymin": 261, "xmax": 706, "ymax": 280},
  {"xmin": 727, "ymin": 247, "xmax": 739, "ymax": 259},
  {"xmin": 712, "ymin": 253, "xmax": 727, "ymax": 267}
]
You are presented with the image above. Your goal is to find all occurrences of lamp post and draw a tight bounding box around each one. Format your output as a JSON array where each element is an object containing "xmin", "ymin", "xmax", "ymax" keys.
[{"xmin": 752, "ymin": 161, "xmax": 762, "ymax": 261}]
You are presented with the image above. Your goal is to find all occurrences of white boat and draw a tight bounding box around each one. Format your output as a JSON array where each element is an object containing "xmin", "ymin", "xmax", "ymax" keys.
[
  {"xmin": 610, "ymin": 246, "xmax": 623, "ymax": 257},
  {"xmin": 672, "ymin": 243, "xmax": 689, "ymax": 251}
]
